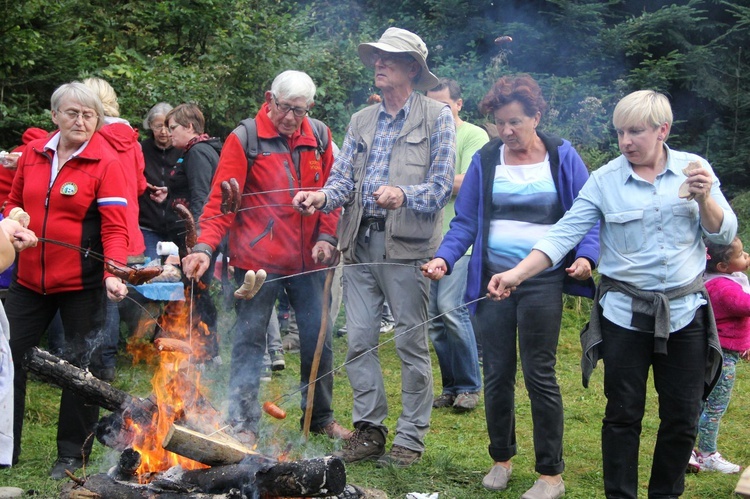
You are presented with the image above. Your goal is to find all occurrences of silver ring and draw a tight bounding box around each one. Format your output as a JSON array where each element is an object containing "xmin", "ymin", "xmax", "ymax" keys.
[{"xmin": 697, "ymin": 183, "xmax": 703, "ymax": 189}]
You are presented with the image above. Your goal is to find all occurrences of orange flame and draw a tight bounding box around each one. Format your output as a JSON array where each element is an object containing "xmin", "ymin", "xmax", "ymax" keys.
[{"xmin": 124, "ymin": 289, "xmax": 220, "ymax": 481}]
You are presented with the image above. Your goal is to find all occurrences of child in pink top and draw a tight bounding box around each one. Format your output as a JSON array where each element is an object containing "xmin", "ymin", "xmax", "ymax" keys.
[{"xmin": 690, "ymin": 236, "xmax": 750, "ymax": 474}]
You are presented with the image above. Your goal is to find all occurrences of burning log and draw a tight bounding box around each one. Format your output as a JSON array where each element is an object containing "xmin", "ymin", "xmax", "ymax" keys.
[
  {"xmin": 23, "ymin": 347, "xmax": 141, "ymax": 412},
  {"xmin": 179, "ymin": 456, "xmax": 346, "ymax": 497},
  {"xmin": 60, "ymin": 472, "xmax": 243, "ymax": 498},
  {"xmin": 60, "ymin": 456, "xmax": 347, "ymax": 498},
  {"xmin": 162, "ymin": 424, "xmax": 261, "ymax": 466}
]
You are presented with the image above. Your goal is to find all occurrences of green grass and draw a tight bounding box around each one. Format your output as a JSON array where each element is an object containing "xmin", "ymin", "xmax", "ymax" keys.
[{"xmin": 1, "ymin": 294, "xmax": 748, "ymax": 498}]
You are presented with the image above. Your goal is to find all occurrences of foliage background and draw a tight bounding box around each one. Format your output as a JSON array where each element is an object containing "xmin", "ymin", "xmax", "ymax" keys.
[{"xmin": 2, "ymin": 0, "xmax": 750, "ymax": 193}]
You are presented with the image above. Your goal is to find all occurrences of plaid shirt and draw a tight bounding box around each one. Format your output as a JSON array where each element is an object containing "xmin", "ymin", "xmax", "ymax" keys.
[{"xmin": 323, "ymin": 92, "xmax": 455, "ymax": 217}]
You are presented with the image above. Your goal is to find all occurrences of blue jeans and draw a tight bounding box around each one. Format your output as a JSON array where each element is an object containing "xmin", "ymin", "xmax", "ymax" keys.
[
  {"xmin": 428, "ymin": 255, "xmax": 481, "ymax": 395},
  {"xmin": 476, "ymin": 270, "xmax": 565, "ymax": 476},
  {"xmin": 228, "ymin": 269, "xmax": 334, "ymax": 434},
  {"xmin": 600, "ymin": 309, "xmax": 707, "ymax": 499}
]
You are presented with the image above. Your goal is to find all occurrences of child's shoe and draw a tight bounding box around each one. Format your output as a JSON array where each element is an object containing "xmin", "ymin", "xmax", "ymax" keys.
[
  {"xmin": 687, "ymin": 449, "xmax": 701, "ymax": 473},
  {"xmin": 699, "ymin": 451, "xmax": 741, "ymax": 474}
]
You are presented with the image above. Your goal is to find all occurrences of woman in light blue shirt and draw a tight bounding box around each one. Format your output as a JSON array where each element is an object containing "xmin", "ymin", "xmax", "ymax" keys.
[{"xmin": 483, "ymin": 90, "xmax": 737, "ymax": 498}]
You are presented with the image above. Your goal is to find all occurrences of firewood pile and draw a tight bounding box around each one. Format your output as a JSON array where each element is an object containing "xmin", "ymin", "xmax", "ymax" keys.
[{"xmin": 23, "ymin": 348, "xmax": 387, "ymax": 498}]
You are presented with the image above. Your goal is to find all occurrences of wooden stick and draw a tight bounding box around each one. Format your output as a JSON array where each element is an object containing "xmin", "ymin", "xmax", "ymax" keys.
[{"xmin": 302, "ymin": 267, "xmax": 334, "ymax": 439}]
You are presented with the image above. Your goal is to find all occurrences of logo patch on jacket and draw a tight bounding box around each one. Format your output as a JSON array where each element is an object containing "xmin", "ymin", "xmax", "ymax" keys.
[
  {"xmin": 308, "ymin": 159, "xmax": 322, "ymax": 171},
  {"xmin": 60, "ymin": 182, "xmax": 78, "ymax": 196}
]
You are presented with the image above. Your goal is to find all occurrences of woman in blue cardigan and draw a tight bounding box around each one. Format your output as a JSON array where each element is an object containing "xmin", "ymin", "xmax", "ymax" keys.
[{"xmin": 423, "ymin": 75, "xmax": 599, "ymax": 499}]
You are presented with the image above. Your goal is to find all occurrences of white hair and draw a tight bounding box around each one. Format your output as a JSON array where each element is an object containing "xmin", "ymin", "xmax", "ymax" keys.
[{"xmin": 270, "ymin": 70, "xmax": 316, "ymax": 106}]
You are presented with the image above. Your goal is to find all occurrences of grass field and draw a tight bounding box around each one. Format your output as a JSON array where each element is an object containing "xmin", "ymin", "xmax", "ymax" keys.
[{"xmin": 0, "ymin": 292, "xmax": 747, "ymax": 498}]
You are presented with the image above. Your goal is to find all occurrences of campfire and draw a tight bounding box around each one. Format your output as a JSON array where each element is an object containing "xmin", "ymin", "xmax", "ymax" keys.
[{"xmin": 23, "ymin": 289, "xmax": 360, "ymax": 498}]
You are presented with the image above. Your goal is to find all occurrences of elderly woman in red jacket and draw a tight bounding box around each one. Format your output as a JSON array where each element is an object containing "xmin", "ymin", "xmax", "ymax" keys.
[{"xmin": 5, "ymin": 81, "xmax": 129, "ymax": 478}]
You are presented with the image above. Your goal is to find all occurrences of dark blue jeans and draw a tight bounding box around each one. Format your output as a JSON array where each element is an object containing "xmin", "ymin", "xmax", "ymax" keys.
[
  {"xmin": 228, "ymin": 269, "xmax": 333, "ymax": 434},
  {"xmin": 476, "ymin": 271, "xmax": 565, "ymax": 476},
  {"xmin": 600, "ymin": 308, "xmax": 707, "ymax": 499},
  {"xmin": 7, "ymin": 282, "xmax": 105, "ymax": 462}
]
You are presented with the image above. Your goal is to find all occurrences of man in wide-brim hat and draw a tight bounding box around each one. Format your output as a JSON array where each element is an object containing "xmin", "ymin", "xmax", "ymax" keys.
[{"xmin": 293, "ymin": 27, "xmax": 456, "ymax": 467}]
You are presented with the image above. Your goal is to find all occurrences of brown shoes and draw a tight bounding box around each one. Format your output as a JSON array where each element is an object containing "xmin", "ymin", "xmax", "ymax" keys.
[
  {"xmin": 333, "ymin": 426, "xmax": 386, "ymax": 463},
  {"xmin": 313, "ymin": 420, "xmax": 354, "ymax": 440},
  {"xmin": 376, "ymin": 444, "xmax": 422, "ymax": 468}
]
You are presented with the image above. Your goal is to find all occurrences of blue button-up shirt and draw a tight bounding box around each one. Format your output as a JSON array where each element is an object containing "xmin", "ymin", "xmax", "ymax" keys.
[
  {"xmin": 322, "ymin": 92, "xmax": 455, "ymax": 216},
  {"xmin": 535, "ymin": 146, "xmax": 737, "ymax": 332}
]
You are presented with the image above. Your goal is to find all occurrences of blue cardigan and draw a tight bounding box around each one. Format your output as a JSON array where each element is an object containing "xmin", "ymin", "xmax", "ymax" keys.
[{"xmin": 434, "ymin": 132, "xmax": 600, "ymax": 312}]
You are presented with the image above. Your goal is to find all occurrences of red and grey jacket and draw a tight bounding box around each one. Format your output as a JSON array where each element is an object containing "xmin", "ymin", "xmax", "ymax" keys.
[
  {"xmin": 197, "ymin": 103, "xmax": 339, "ymax": 275},
  {"xmin": 6, "ymin": 131, "xmax": 130, "ymax": 294}
]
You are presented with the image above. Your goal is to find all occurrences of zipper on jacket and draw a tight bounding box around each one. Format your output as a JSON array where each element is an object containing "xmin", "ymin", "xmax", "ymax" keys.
[{"xmin": 249, "ymin": 219, "xmax": 274, "ymax": 247}]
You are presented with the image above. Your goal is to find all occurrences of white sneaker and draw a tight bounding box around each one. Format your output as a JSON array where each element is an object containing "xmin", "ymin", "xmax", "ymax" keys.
[
  {"xmin": 687, "ymin": 449, "xmax": 701, "ymax": 473},
  {"xmin": 700, "ymin": 452, "xmax": 741, "ymax": 474},
  {"xmin": 379, "ymin": 320, "xmax": 394, "ymax": 334}
]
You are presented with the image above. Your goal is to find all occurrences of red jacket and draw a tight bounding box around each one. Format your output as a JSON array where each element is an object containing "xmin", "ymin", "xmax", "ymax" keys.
[
  {"xmin": 6, "ymin": 131, "xmax": 130, "ymax": 293},
  {"xmin": 0, "ymin": 128, "xmax": 50, "ymax": 207},
  {"xmin": 197, "ymin": 104, "xmax": 339, "ymax": 274},
  {"xmin": 98, "ymin": 121, "xmax": 147, "ymax": 256}
]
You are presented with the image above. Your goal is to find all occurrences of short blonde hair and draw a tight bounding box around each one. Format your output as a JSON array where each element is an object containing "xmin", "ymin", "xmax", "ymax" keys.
[
  {"xmin": 613, "ymin": 90, "xmax": 672, "ymax": 133},
  {"xmin": 82, "ymin": 77, "xmax": 120, "ymax": 117}
]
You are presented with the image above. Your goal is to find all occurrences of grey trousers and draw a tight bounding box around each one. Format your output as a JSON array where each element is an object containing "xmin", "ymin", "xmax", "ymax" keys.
[{"xmin": 342, "ymin": 228, "xmax": 432, "ymax": 452}]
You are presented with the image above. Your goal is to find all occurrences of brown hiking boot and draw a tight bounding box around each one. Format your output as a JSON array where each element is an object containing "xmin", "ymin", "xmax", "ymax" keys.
[
  {"xmin": 313, "ymin": 420, "xmax": 354, "ymax": 440},
  {"xmin": 376, "ymin": 444, "xmax": 422, "ymax": 468},
  {"xmin": 333, "ymin": 425, "xmax": 386, "ymax": 463},
  {"xmin": 432, "ymin": 393, "xmax": 456, "ymax": 409}
]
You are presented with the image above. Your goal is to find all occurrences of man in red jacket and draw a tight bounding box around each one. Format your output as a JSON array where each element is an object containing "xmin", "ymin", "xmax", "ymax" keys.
[{"xmin": 182, "ymin": 70, "xmax": 347, "ymax": 445}]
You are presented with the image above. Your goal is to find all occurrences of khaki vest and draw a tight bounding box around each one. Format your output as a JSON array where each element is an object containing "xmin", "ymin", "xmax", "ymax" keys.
[{"xmin": 338, "ymin": 92, "xmax": 447, "ymax": 261}]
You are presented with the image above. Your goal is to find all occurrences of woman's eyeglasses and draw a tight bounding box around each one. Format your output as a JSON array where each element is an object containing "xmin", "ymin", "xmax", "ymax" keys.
[{"xmin": 59, "ymin": 109, "xmax": 98, "ymax": 122}]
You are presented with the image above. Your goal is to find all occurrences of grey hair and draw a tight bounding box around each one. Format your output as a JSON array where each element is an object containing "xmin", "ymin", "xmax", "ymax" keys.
[
  {"xmin": 270, "ymin": 70, "xmax": 316, "ymax": 106},
  {"xmin": 143, "ymin": 102, "xmax": 174, "ymax": 130},
  {"xmin": 50, "ymin": 82, "xmax": 105, "ymax": 131}
]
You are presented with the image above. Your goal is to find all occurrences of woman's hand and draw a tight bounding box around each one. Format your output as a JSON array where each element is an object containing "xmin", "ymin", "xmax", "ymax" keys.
[
  {"xmin": 421, "ymin": 258, "xmax": 448, "ymax": 280},
  {"xmin": 0, "ymin": 218, "xmax": 37, "ymax": 251},
  {"xmin": 148, "ymin": 184, "xmax": 168, "ymax": 203},
  {"xmin": 565, "ymin": 257, "xmax": 592, "ymax": 281},
  {"xmin": 685, "ymin": 167, "xmax": 713, "ymax": 203},
  {"xmin": 487, "ymin": 270, "xmax": 522, "ymax": 301},
  {"xmin": 105, "ymin": 276, "xmax": 128, "ymax": 302}
]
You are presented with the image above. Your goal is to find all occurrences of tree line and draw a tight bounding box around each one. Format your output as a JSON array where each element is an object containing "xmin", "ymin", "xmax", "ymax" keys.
[{"xmin": 1, "ymin": 0, "xmax": 748, "ymax": 194}]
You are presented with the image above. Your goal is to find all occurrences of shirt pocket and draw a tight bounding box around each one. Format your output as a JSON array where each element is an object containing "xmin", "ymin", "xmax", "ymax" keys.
[
  {"xmin": 671, "ymin": 203, "xmax": 699, "ymax": 246},
  {"xmin": 604, "ymin": 209, "xmax": 645, "ymax": 255},
  {"xmin": 404, "ymin": 129, "xmax": 429, "ymax": 168}
]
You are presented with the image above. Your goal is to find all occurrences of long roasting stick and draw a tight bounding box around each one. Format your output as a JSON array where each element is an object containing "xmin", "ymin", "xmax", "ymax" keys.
[{"xmin": 302, "ymin": 264, "xmax": 335, "ymax": 439}]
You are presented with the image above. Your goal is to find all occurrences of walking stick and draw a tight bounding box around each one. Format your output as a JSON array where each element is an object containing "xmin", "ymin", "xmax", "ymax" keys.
[{"xmin": 302, "ymin": 263, "xmax": 335, "ymax": 440}]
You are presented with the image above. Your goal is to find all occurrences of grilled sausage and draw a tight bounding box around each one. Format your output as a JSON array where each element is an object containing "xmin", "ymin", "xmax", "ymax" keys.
[
  {"xmin": 262, "ymin": 401, "xmax": 287, "ymax": 420},
  {"xmin": 220, "ymin": 180, "xmax": 232, "ymax": 214},
  {"xmin": 174, "ymin": 203, "xmax": 196, "ymax": 250},
  {"xmin": 229, "ymin": 178, "xmax": 241, "ymax": 213}
]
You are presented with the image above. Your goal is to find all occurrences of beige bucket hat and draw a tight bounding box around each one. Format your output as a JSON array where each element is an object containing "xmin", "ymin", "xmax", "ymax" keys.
[{"xmin": 358, "ymin": 27, "xmax": 440, "ymax": 91}]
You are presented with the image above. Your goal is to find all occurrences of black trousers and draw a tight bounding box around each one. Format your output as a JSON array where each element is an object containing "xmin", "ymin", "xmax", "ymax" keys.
[
  {"xmin": 7, "ymin": 281, "xmax": 105, "ymax": 463},
  {"xmin": 600, "ymin": 308, "xmax": 708, "ymax": 499}
]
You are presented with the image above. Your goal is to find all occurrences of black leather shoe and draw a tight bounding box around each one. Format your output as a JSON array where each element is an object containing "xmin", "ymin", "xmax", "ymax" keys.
[{"xmin": 49, "ymin": 457, "xmax": 85, "ymax": 479}]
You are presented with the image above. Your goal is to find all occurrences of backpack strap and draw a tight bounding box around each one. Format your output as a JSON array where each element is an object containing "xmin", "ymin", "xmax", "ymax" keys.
[
  {"xmin": 232, "ymin": 118, "xmax": 259, "ymax": 167},
  {"xmin": 232, "ymin": 117, "xmax": 330, "ymax": 169}
]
